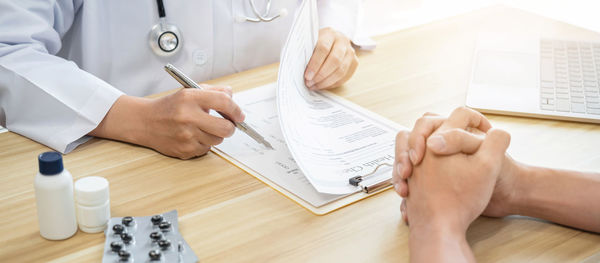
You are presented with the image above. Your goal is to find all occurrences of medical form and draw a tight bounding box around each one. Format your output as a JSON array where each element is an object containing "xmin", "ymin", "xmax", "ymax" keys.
[{"xmin": 212, "ymin": 0, "xmax": 404, "ymax": 209}]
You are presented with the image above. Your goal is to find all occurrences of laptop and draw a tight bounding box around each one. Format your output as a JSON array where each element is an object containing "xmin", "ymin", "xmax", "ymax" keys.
[{"xmin": 466, "ymin": 33, "xmax": 600, "ymax": 124}]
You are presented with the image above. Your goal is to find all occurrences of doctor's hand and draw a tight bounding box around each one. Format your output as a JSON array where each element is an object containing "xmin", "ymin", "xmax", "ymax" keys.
[
  {"xmin": 90, "ymin": 85, "xmax": 244, "ymax": 159},
  {"xmin": 304, "ymin": 27, "xmax": 358, "ymax": 90}
]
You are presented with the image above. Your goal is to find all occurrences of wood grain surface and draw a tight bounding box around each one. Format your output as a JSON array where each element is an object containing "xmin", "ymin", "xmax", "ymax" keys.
[{"xmin": 1, "ymin": 6, "xmax": 599, "ymax": 262}]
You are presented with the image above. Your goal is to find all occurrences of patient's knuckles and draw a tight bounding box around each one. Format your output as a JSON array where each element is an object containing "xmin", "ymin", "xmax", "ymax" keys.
[
  {"xmin": 450, "ymin": 106, "xmax": 474, "ymax": 120},
  {"xmin": 444, "ymin": 129, "xmax": 464, "ymax": 145},
  {"xmin": 414, "ymin": 116, "xmax": 434, "ymax": 130}
]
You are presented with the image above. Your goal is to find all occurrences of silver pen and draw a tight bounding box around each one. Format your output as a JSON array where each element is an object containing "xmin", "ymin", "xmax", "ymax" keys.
[{"xmin": 164, "ymin": 63, "xmax": 274, "ymax": 150}]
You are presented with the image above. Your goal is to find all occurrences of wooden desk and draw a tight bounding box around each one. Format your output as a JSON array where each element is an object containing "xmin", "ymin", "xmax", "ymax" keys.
[{"xmin": 1, "ymin": 6, "xmax": 599, "ymax": 262}]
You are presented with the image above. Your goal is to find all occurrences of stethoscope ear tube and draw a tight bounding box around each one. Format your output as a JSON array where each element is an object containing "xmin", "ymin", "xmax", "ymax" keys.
[
  {"xmin": 155, "ymin": 0, "xmax": 166, "ymax": 18},
  {"xmin": 237, "ymin": 0, "xmax": 288, "ymax": 23}
]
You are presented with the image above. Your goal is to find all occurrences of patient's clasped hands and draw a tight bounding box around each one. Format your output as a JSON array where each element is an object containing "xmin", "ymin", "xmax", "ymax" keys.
[
  {"xmin": 393, "ymin": 107, "xmax": 599, "ymax": 262},
  {"xmin": 393, "ymin": 107, "xmax": 517, "ymax": 262}
]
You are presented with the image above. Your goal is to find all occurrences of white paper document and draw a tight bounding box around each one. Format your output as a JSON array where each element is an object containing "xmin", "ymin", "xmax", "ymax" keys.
[
  {"xmin": 212, "ymin": 0, "xmax": 402, "ymax": 209},
  {"xmin": 213, "ymin": 84, "xmax": 345, "ymax": 207},
  {"xmin": 213, "ymin": 83, "xmax": 401, "ymax": 207},
  {"xmin": 276, "ymin": 0, "xmax": 399, "ymax": 194}
]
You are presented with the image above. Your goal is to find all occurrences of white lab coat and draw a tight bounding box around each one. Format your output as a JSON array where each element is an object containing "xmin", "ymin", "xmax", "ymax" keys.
[{"xmin": 0, "ymin": 0, "xmax": 361, "ymax": 153}]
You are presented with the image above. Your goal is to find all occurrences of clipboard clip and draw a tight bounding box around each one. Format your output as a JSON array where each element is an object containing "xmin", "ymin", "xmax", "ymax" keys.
[{"xmin": 349, "ymin": 163, "xmax": 393, "ymax": 194}]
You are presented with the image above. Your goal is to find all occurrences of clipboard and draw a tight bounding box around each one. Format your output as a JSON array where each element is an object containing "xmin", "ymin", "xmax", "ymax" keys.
[
  {"xmin": 209, "ymin": 84, "xmax": 405, "ymax": 215},
  {"xmin": 212, "ymin": 147, "xmax": 393, "ymax": 215}
]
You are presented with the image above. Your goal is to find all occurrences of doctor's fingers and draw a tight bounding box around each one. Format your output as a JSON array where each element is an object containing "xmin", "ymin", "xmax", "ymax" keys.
[
  {"xmin": 194, "ymin": 90, "xmax": 245, "ymax": 123},
  {"xmin": 195, "ymin": 128, "xmax": 225, "ymax": 146},
  {"xmin": 308, "ymin": 35, "xmax": 351, "ymax": 88},
  {"xmin": 305, "ymin": 28, "xmax": 337, "ymax": 82},
  {"xmin": 331, "ymin": 52, "xmax": 359, "ymax": 88},
  {"xmin": 438, "ymin": 107, "xmax": 492, "ymax": 135},
  {"xmin": 193, "ymin": 112, "xmax": 237, "ymax": 139},
  {"xmin": 172, "ymin": 141, "xmax": 211, "ymax": 160},
  {"xmin": 407, "ymin": 115, "xmax": 447, "ymax": 165},
  {"xmin": 312, "ymin": 49, "xmax": 358, "ymax": 90},
  {"xmin": 201, "ymin": 84, "xmax": 233, "ymax": 97}
]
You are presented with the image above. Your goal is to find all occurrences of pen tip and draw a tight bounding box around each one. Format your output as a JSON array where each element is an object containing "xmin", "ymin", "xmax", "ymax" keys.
[{"xmin": 264, "ymin": 142, "xmax": 274, "ymax": 150}]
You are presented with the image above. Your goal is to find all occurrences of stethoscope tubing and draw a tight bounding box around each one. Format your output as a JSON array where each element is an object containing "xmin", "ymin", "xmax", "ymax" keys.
[
  {"xmin": 241, "ymin": 0, "xmax": 285, "ymax": 23},
  {"xmin": 150, "ymin": 0, "xmax": 283, "ymax": 56}
]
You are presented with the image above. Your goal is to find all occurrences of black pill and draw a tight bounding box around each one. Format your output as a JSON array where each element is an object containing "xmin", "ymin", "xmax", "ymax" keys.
[
  {"xmin": 112, "ymin": 224, "xmax": 125, "ymax": 234},
  {"xmin": 158, "ymin": 221, "xmax": 171, "ymax": 231},
  {"xmin": 121, "ymin": 216, "xmax": 134, "ymax": 226},
  {"xmin": 110, "ymin": 241, "xmax": 123, "ymax": 252},
  {"xmin": 120, "ymin": 233, "xmax": 133, "ymax": 244},
  {"xmin": 149, "ymin": 231, "xmax": 163, "ymax": 241},
  {"xmin": 158, "ymin": 239, "xmax": 171, "ymax": 250},
  {"xmin": 118, "ymin": 250, "xmax": 131, "ymax": 260},
  {"xmin": 151, "ymin": 215, "xmax": 163, "ymax": 225},
  {"xmin": 149, "ymin": 249, "xmax": 162, "ymax": 260}
]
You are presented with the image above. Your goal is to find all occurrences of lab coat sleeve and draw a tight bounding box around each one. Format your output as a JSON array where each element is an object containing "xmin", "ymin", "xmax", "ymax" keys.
[
  {"xmin": 0, "ymin": 0, "xmax": 124, "ymax": 153},
  {"xmin": 317, "ymin": 0, "xmax": 362, "ymax": 40}
]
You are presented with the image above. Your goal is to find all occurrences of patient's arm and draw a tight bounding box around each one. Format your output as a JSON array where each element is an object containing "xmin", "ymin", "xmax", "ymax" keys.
[
  {"xmin": 409, "ymin": 221, "xmax": 475, "ymax": 263},
  {"xmin": 506, "ymin": 165, "xmax": 600, "ymax": 233}
]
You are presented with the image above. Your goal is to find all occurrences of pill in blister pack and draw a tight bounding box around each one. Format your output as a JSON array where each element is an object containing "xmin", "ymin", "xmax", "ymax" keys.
[{"xmin": 102, "ymin": 210, "xmax": 198, "ymax": 263}]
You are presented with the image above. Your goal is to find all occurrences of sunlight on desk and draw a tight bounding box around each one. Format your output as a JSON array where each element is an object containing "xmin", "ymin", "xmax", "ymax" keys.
[{"xmin": 0, "ymin": 5, "xmax": 599, "ymax": 263}]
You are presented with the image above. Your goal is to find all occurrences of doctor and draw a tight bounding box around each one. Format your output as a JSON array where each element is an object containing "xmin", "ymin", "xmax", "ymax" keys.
[{"xmin": 0, "ymin": 0, "xmax": 361, "ymax": 159}]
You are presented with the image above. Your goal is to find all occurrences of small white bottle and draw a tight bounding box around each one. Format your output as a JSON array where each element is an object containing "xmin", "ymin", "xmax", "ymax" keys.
[
  {"xmin": 74, "ymin": 176, "xmax": 110, "ymax": 233},
  {"xmin": 34, "ymin": 152, "xmax": 78, "ymax": 240}
]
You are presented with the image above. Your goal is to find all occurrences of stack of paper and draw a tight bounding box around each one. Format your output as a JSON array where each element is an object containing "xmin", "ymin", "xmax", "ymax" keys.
[{"xmin": 212, "ymin": 0, "xmax": 403, "ymax": 214}]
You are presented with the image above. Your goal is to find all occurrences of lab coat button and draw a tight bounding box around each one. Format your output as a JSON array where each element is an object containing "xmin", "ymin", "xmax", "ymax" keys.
[{"xmin": 193, "ymin": 49, "xmax": 208, "ymax": 66}]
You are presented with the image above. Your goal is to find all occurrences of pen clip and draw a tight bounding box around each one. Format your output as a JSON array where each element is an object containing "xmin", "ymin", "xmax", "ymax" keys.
[{"xmin": 164, "ymin": 63, "xmax": 200, "ymax": 90}]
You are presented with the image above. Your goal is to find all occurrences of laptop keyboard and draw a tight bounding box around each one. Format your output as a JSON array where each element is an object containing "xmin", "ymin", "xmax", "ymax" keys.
[{"xmin": 540, "ymin": 39, "xmax": 600, "ymax": 114}]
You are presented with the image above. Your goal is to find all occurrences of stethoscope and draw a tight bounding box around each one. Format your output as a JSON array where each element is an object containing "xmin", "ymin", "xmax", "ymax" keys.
[
  {"xmin": 148, "ymin": 0, "xmax": 181, "ymax": 57},
  {"xmin": 235, "ymin": 0, "xmax": 288, "ymax": 23},
  {"xmin": 149, "ymin": 0, "xmax": 288, "ymax": 57}
]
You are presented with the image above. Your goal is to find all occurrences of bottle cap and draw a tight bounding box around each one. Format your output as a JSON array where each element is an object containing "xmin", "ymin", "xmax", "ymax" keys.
[
  {"xmin": 74, "ymin": 176, "xmax": 109, "ymax": 206},
  {"xmin": 38, "ymin": 152, "xmax": 64, "ymax": 175}
]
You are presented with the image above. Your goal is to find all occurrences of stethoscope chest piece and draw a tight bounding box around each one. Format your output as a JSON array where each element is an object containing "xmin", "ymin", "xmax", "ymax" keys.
[
  {"xmin": 149, "ymin": 18, "xmax": 181, "ymax": 57},
  {"xmin": 149, "ymin": 0, "xmax": 181, "ymax": 57}
]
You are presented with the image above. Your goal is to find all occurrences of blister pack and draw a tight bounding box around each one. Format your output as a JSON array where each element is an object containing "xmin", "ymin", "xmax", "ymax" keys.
[{"xmin": 102, "ymin": 210, "xmax": 198, "ymax": 262}]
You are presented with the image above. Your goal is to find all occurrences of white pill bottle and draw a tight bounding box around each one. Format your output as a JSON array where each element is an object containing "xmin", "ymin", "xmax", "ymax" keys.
[
  {"xmin": 34, "ymin": 152, "xmax": 78, "ymax": 240},
  {"xmin": 74, "ymin": 176, "xmax": 110, "ymax": 233}
]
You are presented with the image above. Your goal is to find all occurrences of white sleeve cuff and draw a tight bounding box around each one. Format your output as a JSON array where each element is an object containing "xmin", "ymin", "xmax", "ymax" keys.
[
  {"xmin": 0, "ymin": 56, "xmax": 124, "ymax": 154},
  {"xmin": 58, "ymin": 80, "xmax": 124, "ymax": 153},
  {"xmin": 317, "ymin": 0, "xmax": 362, "ymax": 40}
]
